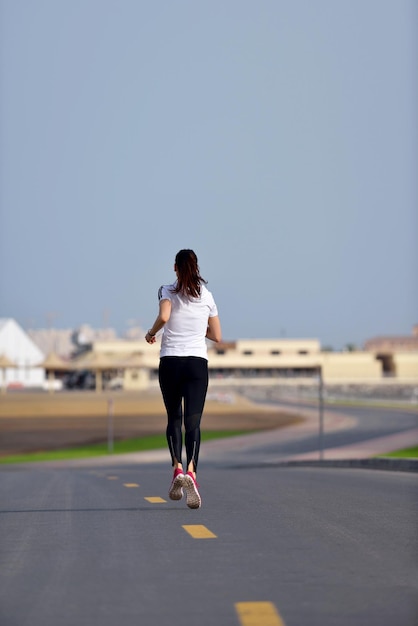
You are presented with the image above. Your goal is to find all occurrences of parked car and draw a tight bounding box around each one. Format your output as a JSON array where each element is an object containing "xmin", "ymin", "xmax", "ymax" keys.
[{"xmin": 64, "ymin": 370, "xmax": 96, "ymax": 390}]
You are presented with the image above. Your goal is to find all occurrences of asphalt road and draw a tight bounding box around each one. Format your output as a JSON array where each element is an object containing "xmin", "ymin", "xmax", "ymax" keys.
[
  {"xmin": 1, "ymin": 460, "xmax": 417, "ymax": 626},
  {"xmin": 238, "ymin": 395, "xmax": 418, "ymax": 458}
]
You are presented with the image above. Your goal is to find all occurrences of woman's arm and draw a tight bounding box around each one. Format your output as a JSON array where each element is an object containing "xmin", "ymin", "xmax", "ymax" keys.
[
  {"xmin": 145, "ymin": 299, "xmax": 171, "ymax": 344},
  {"xmin": 206, "ymin": 315, "xmax": 222, "ymax": 343}
]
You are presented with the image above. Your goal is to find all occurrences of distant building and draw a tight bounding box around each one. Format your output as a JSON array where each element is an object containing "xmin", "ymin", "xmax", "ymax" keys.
[
  {"xmin": 0, "ymin": 318, "xmax": 45, "ymax": 389},
  {"xmin": 87, "ymin": 336, "xmax": 391, "ymax": 389},
  {"xmin": 28, "ymin": 324, "xmax": 119, "ymax": 358},
  {"xmin": 3, "ymin": 319, "xmax": 417, "ymax": 390},
  {"xmin": 27, "ymin": 327, "xmax": 75, "ymax": 358},
  {"xmin": 364, "ymin": 326, "xmax": 418, "ymax": 377},
  {"xmin": 364, "ymin": 325, "xmax": 418, "ymax": 353}
]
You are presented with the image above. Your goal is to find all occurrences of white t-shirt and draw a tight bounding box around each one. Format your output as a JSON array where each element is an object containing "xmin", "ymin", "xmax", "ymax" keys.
[{"xmin": 158, "ymin": 282, "xmax": 219, "ymax": 359}]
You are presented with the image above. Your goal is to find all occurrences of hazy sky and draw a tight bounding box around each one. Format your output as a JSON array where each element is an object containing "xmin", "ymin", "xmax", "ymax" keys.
[{"xmin": 1, "ymin": 1, "xmax": 416, "ymax": 348}]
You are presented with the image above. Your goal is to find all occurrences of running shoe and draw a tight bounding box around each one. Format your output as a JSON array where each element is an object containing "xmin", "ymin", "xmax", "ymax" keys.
[
  {"xmin": 168, "ymin": 468, "xmax": 185, "ymax": 500},
  {"xmin": 183, "ymin": 471, "xmax": 201, "ymax": 509}
]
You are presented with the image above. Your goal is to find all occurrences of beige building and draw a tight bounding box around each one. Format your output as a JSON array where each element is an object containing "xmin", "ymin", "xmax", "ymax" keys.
[
  {"xmin": 83, "ymin": 335, "xmax": 418, "ymax": 390},
  {"xmin": 364, "ymin": 325, "xmax": 418, "ymax": 353},
  {"xmin": 319, "ymin": 352, "xmax": 382, "ymax": 382},
  {"xmin": 208, "ymin": 339, "xmax": 383, "ymax": 383},
  {"xmin": 390, "ymin": 353, "xmax": 418, "ymax": 380},
  {"xmin": 363, "ymin": 326, "xmax": 418, "ymax": 379}
]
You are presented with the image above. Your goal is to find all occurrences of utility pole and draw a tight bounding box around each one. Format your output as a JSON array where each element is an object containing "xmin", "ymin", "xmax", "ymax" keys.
[{"xmin": 318, "ymin": 366, "xmax": 324, "ymax": 462}]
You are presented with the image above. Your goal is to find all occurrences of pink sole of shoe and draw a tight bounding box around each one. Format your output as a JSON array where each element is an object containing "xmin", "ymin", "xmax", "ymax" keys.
[
  {"xmin": 168, "ymin": 474, "xmax": 184, "ymax": 501},
  {"xmin": 183, "ymin": 474, "xmax": 201, "ymax": 509}
]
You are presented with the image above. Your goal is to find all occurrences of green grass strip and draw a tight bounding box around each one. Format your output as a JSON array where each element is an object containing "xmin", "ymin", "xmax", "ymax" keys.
[
  {"xmin": 379, "ymin": 445, "xmax": 418, "ymax": 459},
  {"xmin": 0, "ymin": 430, "xmax": 253, "ymax": 464}
]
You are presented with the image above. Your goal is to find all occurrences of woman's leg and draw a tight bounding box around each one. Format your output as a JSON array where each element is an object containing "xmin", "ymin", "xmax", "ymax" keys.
[
  {"xmin": 183, "ymin": 357, "xmax": 209, "ymax": 475},
  {"xmin": 159, "ymin": 357, "xmax": 184, "ymax": 468}
]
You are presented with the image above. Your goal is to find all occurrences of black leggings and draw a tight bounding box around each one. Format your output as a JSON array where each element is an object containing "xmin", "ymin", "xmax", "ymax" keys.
[{"xmin": 159, "ymin": 356, "xmax": 209, "ymax": 472}]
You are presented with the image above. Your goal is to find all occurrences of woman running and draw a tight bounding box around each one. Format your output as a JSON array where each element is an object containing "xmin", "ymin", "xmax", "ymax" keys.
[{"xmin": 145, "ymin": 249, "xmax": 222, "ymax": 508}]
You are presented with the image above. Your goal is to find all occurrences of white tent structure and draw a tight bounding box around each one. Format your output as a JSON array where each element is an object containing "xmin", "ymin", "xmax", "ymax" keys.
[{"xmin": 0, "ymin": 318, "xmax": 45, "ymax": 389}]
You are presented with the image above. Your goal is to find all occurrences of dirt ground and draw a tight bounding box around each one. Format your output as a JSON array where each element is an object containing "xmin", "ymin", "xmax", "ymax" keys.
[{"xmin": 0, "ymin": 390, "xmax": 303, "ymax": 455}]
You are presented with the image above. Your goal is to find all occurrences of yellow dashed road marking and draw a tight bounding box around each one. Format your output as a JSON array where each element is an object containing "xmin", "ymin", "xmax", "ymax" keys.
[
  {"xmin": 123, "ymin": 483, "xmax": 139, "ymax": 488},
  {"xmin": 144, "ymin": 497, "xmax": 166, "ymax": 503},
  {"xmin": 106, "ymin": 476, "xmax": 119, "ymax": 480},
  {"xmin": 235, "ymin": 602, "xmax": 285, "ymax": 626},
  {"xmin": 182, "ymin": 525, "xmax": 217, "ymax": 539}
]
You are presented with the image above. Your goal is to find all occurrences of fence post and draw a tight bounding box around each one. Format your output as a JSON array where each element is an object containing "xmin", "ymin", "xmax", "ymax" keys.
[
  {"xmin": 318, "ymin": 367, "xmax": 324, "ymax": 461},
  {"xmin": 107, "ymin": 398, "xmax": 114, "ymax": 454}
]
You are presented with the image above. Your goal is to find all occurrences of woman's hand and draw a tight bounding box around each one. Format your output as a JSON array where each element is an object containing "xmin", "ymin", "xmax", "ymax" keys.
[{"xmin": 145, "ymin": 331, "xmax": 156, "ymax": 344}]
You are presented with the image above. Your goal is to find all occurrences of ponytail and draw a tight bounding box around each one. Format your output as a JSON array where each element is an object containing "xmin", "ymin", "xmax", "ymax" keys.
[{"xmin": 173, "ymin": 249, "xmax": 207, "ymax": 299}]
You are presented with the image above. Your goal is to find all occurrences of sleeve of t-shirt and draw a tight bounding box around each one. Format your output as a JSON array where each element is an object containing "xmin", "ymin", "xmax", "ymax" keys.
[
  {"xmin": 209, "ymin": 295, "xmax": 219, "ymax": 318},
  {"xmin": 158, "ymin": 285, "xmax": 172, "ymax": 301}
]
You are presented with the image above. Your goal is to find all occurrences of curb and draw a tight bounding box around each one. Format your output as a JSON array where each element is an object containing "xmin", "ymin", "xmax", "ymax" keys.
[{"xmin": 229, "ymin": 458, "xmax": 418, "ymax": 473}]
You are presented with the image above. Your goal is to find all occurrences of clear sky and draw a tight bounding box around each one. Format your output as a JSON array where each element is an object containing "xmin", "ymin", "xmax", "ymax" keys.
[{"xmin": 1, "ymin": 1, "xmax": 416, "ymax": 349}]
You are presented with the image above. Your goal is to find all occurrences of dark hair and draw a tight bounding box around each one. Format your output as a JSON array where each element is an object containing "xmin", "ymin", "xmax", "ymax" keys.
[{"xmin": 173, "ymin": 249, "xmax": 207, "ymax": 298}]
